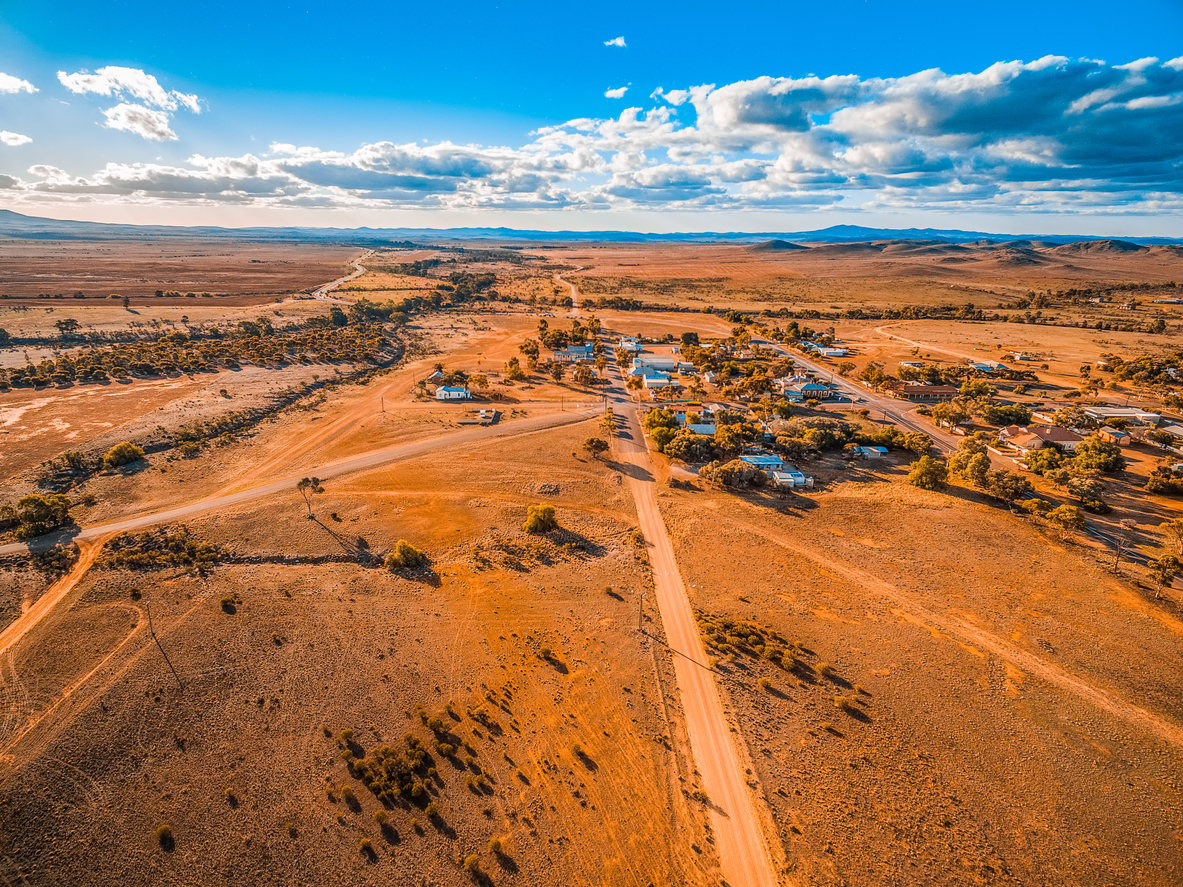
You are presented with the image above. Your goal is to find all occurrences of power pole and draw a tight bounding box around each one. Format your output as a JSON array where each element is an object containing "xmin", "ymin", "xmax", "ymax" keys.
[
  {"xmin": 638, "ymin": 592, "xmax": 647, "ymax": 632},
  {"xmin": 146, "ymin": 600, "xmax": 184, "ymax": 691}
]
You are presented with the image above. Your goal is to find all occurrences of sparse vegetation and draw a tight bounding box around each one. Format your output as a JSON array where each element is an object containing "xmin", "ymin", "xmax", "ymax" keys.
[
  {"xmin": 384, "ymin": 540, "xmax": 426, "ymax": 570},
  {"xmin": 523, "ymin": 503, "xmax": 558, "ymax": 534}
]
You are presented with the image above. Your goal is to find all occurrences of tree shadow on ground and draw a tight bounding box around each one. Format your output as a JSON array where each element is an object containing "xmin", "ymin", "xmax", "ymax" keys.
[
  {"xmin": 312, "ymin": 518, "xmax": 382, "ymax": 566},
  {"xmin": 607, "ymin": 459, "xmax": 652, "ymax": 482}
]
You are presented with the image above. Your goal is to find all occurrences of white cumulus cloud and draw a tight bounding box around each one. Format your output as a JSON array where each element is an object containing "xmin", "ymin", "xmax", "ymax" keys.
[
  {"xmin": 57, "ymin": 65, "xmax": 200, "ymax": 141},
  {"xmin": 102, "ymin": 103, "xmax": 177, "ymax": 141},
  {"xmin": 0, "ymin": 131, "xmax": 32, "ymax": 146},
  {"xmin": 604, "ymin": 85, "xmax": 629, "ymax": 99},
  {"xmin": 604, "ymin": 36, "xmax": 626, "ymax": 48},
  {"xmin": 4, "ymin": 57, "xmax": 1183, "ymax": 218},
  {"xmin": 0, "ymin": 73, "xmax": 36, "ymax": 94}
]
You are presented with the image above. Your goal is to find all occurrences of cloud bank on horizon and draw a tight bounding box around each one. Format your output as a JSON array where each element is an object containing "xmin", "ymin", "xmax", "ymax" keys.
[{"xmin": 2, "ymin": 56, "xmax": 1182, "ymax": 219}]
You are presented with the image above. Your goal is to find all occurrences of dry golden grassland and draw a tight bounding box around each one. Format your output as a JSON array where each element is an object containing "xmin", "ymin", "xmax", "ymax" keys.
[
  {"xmin": 658, "ymin": 460, "xmax": 1183, "ymax": 886},
  {"xmin": 0, "ymin": 417, "xmax": 720, "ymax": 886},
  {"xmin": 2, "ymin": 238, "xmax": 1183, "ymax": 887}
]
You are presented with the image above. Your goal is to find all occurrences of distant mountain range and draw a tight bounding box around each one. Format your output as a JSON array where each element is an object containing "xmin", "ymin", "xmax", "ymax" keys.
[{"xmin": 0, "ymin": 209, "xmax": 1178, "ymax": 246}]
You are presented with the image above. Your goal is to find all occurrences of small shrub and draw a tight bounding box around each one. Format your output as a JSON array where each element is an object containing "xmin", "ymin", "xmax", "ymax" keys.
[
  {"xmin": 464, "ymin": 854, "xmax": 480, "ymax": 872},
  {"xmin": 537, "ymin": 645, "xmax": 552, "ymax": 659},
  {"xmin": 425, "ymin": 801, "xmax": 439, "ymax": 817},
  {"xmin": 155, "ymin": 824, "xmax": 174, "ymax": 850},
  {"xmin": 488, "ymin": 836, "xmax": 502, "ymax": 853},
  {"xmin": 358, "ymin": 838, "xmax": 372, "ymax": 854},
  {"xmin": 385, "ymin": 540, "xmax": 426, "ymax": 570},
  {"xmin": 834, "ymin": 695, "xmax": 853, "ymax": 711},
  {"xmin": 818, "ymin": 662, "xmax": 835, "ymax": 677},
  {"xmin": 104, "ymin": 441, "xmax": 145, "ymax": 469},
  {"xmin": 757, "ymin": 677, "xmax": 772, "ymax": 690},
  {"xmin": 523, "ymin": 503, "xmax": 558, "ymax": 534},
  {"xmin": 340, "ymin": 728, "xmax": 354, "ymax": 742}
]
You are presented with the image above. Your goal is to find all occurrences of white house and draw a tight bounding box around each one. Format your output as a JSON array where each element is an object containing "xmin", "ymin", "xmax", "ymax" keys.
[
  {"xmin": 771, "ymin": 469, "xmax": 813, "ymax": 488},
  {"xmin": 642, "ymin": 373, "xmax": 672, "ymax": 389},
  {"xmin": 435, "ymin": 385, "xmax": 471, "ymax": 401},
  {"xmin": 619, "ymin": 336, "xmax": 644, "ymax": 352},
  {"xmin": 740, "ymin": 454, "xmax": 785, "ymax": 472},
  {"xmin": 631, "ymin": 356, "xmax": 678, "ymax": 375},
  {"xmin": 851, "ymin": 445, "xmax": 889, "ymax": 459},
  {"xmin": 686, "ymin": 423, "xmax": 717, "ymax": 435},
  {"xmin": 552, "ymin": 344, "xmax": 595, "ymax": 363}
]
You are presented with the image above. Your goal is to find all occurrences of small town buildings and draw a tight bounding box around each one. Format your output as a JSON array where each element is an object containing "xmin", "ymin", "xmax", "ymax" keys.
[
  {"xmin": 771, "ymin": 469, "xmax": 813, "ymax": 488},
  {"xmin": 898, "ymin": 361, "xmax": 925, "ymax": 369},
  {"xmin": 619, "ymin": 336, "xmax": 644, "ymax": 352},
  {"xmin": 1098, "ymin": 426, "xmax": 1131, "ymax": 446},
  {"xmin": 851, "ymin": 445, "xmax": 889, "ymax": 459},
  {"xmin": 686, "ymin": 423, "xmax": 717, "ymax": 435},
  {"xmin": 889, "ymin": 383, "xmax": 958, "ymax": 402},
  {"xmin": 740, "ymin": 454, "xmax": 785, "ymax": 472},
  {"xmin": 1081, "ymin": 406, "xmax": 1162, "ymax": 425},
  {"xmin": 1008, "ymin": 426, "xmax": 1084, "ymax": 454},
  {"xmin": 642, "ymin": 374, "xmax": 672, "ymax": 389},
  {"xmin": 631, "ymin": 356, "xmax": 678, "ymax": 375},
  {"xmin": 435, "ymin": 385, "xmax": 471, "ymax": 401},
  {"xmin": 552, "ymin": 344, "xmax": 595, "ymax": 363}
]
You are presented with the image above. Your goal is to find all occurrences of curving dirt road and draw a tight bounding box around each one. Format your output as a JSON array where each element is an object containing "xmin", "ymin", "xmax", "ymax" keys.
[
  {"xmin": 312, "ymin": 249, "xmax": 372, "ymax": 304},
  {"xmin": 555, "ymin": 269, "xmax": 584, "ymax": 313},
  {"xmin": 0, "ymin": 536, "xmax": 109, "ymax": 657},
  {"xmin": 616, "ymin": 403, "xmax": 780, "ymax": 887}
]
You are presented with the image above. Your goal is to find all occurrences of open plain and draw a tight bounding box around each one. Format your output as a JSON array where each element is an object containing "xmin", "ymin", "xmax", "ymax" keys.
[{"xmin": 0, "ymin": 235, "xmax": 1181, "ymax": 886}]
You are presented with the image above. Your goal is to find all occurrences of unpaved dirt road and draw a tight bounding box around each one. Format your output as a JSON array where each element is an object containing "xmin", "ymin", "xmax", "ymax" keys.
[
  {"xmin": 616, "ymin": 403, "xmax": 780, "ymax": 887},
  {"xmin": 0, "ymin": 409, "xmax": 600, "ymax": 561},
  {"xmin": 312, "ymin": 249, "xmax": 371, "ymax": 304},
  {"xmin": 0, "ymin": 537, "xmax": 108, "ymax": 657}
]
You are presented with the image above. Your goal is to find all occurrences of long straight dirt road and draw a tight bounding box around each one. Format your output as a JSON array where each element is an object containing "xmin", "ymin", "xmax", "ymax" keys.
[
  {"xmin": 0, "ymin": 407, "xmax": 602, "ymax": 559},
  {"xmin": 616, "ymin": 403, "xmax": 779, "ymax": 887}
]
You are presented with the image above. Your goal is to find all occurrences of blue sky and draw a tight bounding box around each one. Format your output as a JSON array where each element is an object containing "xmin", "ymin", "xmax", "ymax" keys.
[{"xmin": 0, "ymin": 0, "xmax": 1181, "ymax": 233}]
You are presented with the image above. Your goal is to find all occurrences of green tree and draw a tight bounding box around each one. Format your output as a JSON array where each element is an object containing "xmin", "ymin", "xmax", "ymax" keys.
[
  {"xmin": 582, "ymin": 437, "xmax": 609, "ymax": 459},
  {"xmin": 297, "ymin": 476, "xmax": 324, "ymax": 518},
  {"xmin": 549, "ymin": 362, "xmax": 566, "ymax": 382},
  {"xmin": 1071, "ymin": 434, "xmax": 1126, "ymax": 473},
  {"xmin": 931, "ymin": 400, "xmax": 972, "ymax": 428},
  {"xmin": 901, "ymin": 431, "xmax": 932, "ymax": 455},
  {"xmin": 505, "ymin": 357, "xmax": 527, "ymax": 381},
  {"xmin": 1161, "ymin": 518, "xmax": 1183, "ymax": 556},
  {"xmin": 959, "ymin": 379, "xmax": 996, "ymax": 399},
  {"xmin": 1024, "ymin": 447, "xmax": 1065, "ymax": 475},
  {"xmin": 1149, "ymin": 554, "xmax": 1181, "ymax": 598},
  {"xmin": 987, "ymin": 470, "xmax": 1034, "ymax": 508},
  {"xmin": 14, "ymin": 493, "xmax": 73, "ymax": 539},
  {"xmin": 907, "ymin": 455, "xmax": 948, "ymax": 490},
  {"xmin": 523, "ymin": 504, "xmax": 558, "ymax": 534},
  {"xmin": 1067, "ymin": 470, "xmax": 1105, "ymax": 503},
  {"xmin": 103, "ymin": 441, "xmax": 145, "ymax": 469},
  {"xmin": 1047, "ymin": 504, "xmax": 1086, "ymax": 534}
]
